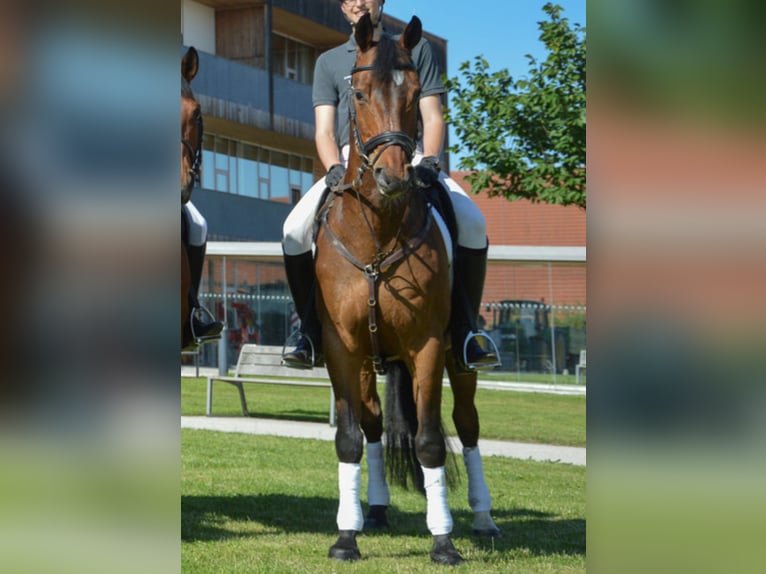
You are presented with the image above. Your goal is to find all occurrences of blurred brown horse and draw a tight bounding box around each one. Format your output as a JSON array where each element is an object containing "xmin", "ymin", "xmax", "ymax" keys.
[
  {"xmin": 181, "ymin": 47, "xmax": 203, "ymax": 350},
  {"xmin": 313, "ymin": 15, "xmax": 501, "ymax": 566}
]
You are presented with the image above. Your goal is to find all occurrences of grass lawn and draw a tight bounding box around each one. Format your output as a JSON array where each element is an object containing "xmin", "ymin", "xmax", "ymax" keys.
[
  {"xmin": 181, "ymin": 377, "xmax": 586, "ymax": 448},
  {"xmin": 182, "ymin": 430, "xmax": 585, "ymax": 573}
]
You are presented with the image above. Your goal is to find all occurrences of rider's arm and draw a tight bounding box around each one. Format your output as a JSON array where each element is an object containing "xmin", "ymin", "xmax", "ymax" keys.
[
  {"xmin": 315, "ymin": 104, "xmax": 342, "ymax": 170},
  {"xmin": 418, "ymin": 94, "xmax": 445, "ymax": 159}
]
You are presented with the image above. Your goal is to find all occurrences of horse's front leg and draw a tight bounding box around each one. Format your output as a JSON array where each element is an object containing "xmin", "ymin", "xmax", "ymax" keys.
[
  {"xmin": 327, "ymin": 353, "xmax": 366, "ymax": 562},
  {"xmin": 445, "ymin": 353, "xmax": 502, "ymax": 538},
  {"xmin": 412, "ymin": 341, "xmax": 463, "ymax": 566}
]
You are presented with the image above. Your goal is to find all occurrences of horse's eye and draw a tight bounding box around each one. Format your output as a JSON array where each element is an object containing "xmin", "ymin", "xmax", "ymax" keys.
[{"xmin": 354, "ymin": 90, "xmax": 366, "ymax": 102}]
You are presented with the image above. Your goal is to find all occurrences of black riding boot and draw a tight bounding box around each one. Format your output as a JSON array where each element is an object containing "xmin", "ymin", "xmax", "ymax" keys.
[
  {"xmin": 282, "ymin": 250, "xmax": 323, "ymax": 369},
  {"xmin": 452, "ymin": 245, "xmax": 499, "ymax": 371},
  {"xmin": 187, "ymin": 243, "xmax": 223, "ymax": 339}
]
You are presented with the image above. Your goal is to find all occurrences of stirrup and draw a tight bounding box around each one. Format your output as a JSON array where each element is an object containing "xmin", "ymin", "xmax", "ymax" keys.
[
  {"xmin": 190, "ymin": 306, "xmax": 222, "ymax": 345},
  {"xmin": 281, "ymin": 330, "xmax": 319, "ymax": 369},
  {"xmin": 462, "ymin": 330, "xmax": 502, "ymax": 371}
]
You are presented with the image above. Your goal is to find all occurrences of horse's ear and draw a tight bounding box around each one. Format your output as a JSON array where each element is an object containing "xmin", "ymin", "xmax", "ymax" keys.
[
  {"xmin": 355, "ymin": 13, "xmax": 375, "ymax": 52},
  {"xmin": 399, "ymin": 16, "xmax": 422, "ymax": 53},
  {"xmin": 182, "ymin": 47, "xmax": 199, "ymax": 82}
]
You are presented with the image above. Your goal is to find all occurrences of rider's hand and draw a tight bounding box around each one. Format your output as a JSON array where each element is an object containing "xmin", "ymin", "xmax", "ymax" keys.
[
  {"xmin": 414, "ymin": 156, "xmax": 441, "ymax": 188},
  {"xmin": 325, "ymin": 163, "xmax": 346, "ymax": 190}
]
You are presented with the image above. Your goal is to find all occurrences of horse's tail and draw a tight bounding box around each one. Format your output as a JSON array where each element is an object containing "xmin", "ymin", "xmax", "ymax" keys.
[
  {"xmin": 383, "ymin": 362, "xmax": 460, "ymax": 495},
  {"xmin": 384, "ymin": 361, "xmax": 425, "ymax": 493}
]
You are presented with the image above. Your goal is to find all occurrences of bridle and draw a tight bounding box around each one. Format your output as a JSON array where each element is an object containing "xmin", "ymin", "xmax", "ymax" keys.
[
  {"xmin": 182, "ymin": 106, "xmax": 203, "ymax": 195},
  {"xmin": 335, "ymin": 62, "xmax": 418, "ymax": 192}
]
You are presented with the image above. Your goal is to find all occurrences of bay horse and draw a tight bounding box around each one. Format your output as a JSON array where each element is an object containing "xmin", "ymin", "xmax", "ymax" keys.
[
  {"xmin": 181, "ymin": 46, "xmax": 203, "ymax": 350},
  {"xmin": 314, "ymin": 14, "xmax": 498, "ymax": 566}
]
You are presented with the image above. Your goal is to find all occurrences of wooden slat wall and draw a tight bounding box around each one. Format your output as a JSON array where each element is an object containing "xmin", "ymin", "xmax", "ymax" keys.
[{"xmin": 216, "ymin": 7, "xmax": 267, "ymax": 68}]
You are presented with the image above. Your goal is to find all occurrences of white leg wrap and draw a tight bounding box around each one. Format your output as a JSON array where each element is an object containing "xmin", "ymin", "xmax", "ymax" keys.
[
  {"xmin": 422, "ymin": 465, "xmax": 453, "ymax": 536},
  {"xmin": 464, "ymin": 446, "xmax": 492, "ymax": 513},
  {"xmin": 337, "ymin": 462, "xmax": 363, "ymax": 531},
  {"xmin": 366, "ymin": 442, "xmax": 390, "ymax": 506}
]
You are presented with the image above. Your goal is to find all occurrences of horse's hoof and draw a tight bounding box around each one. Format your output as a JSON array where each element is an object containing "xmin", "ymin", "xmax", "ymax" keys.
[
  {"xmin": 430, "ymin": 534, "xmax": 463, "ymax": 566},
  {"xmin": 473, "ymin": 526, "xmax": 502, "ymax": 538},
  {"xmin": 328, "ymin": 530, "xmax": 361, "ymax": 562},
  {"xmin": 363, "ymin": 505, "xmax": 389, "ymax": 530}
]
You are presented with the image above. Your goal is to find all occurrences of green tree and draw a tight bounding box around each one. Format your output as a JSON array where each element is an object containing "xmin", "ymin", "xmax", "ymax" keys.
[{"xmin": 444, "ymin": 3, "xmax": 586, "ymax": 208}]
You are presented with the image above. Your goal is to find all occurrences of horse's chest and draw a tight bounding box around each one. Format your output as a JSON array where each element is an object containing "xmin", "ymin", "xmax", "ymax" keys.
[{"xmin": 371, "ymin": 267, "xmax": 447, "ymax": 325}]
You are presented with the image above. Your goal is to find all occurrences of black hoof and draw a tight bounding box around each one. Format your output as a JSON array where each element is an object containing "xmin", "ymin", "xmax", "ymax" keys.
[
  {"xmin": 473, "ymin": 527, "xmax": 502, "ymax": 538},
  {"xmin": 328, "ymin": 530, "xmax": 361, "ymax": 562},
  {"xmin": 363, "ymin": 505, "xmax": 389, "ymax": 530},
  {"xmin": 430, "ymin": 534, "xmax": 463, "ymax": 566}
]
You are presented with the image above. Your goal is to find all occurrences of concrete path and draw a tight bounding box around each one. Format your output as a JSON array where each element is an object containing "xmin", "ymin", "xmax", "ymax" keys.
[{"xmin": 181, "ymin": 415, "xmax": 586, "ymax": 467}]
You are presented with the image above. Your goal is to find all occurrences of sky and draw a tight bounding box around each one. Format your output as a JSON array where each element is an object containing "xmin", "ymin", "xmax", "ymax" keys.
[
  {"xmin": 383, "ymin": 0, "xmax": 587, "ymax": 163},
  {"xmin": 385, "ymin": 1, "xmax": 586, "ymax": 80}
]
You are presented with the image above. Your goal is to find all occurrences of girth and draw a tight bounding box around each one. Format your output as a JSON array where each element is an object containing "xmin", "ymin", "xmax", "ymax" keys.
[{"xmin": 320, "ymin": 209, "xmax": 433, "ymax": 375}]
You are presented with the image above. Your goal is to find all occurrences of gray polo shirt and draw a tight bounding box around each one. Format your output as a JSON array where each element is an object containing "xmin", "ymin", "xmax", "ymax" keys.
[{"xmin": 312, "ymin": 30, "xmax": 446, "ymax": 149}]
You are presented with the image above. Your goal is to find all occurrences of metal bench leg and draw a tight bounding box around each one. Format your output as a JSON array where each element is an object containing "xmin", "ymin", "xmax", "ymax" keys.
[
  {"xmin": 235, "ymin": 382, "xmax": 249, "ymax": 416},
  {"xmin": 206, "ymin": 377, "xmax": 213, "ymax": 416}
]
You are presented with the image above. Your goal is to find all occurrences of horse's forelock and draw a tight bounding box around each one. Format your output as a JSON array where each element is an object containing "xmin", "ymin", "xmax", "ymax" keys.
[{"xmin": 372, "ymin": 35, "xmax": 410, "ymax": 83}]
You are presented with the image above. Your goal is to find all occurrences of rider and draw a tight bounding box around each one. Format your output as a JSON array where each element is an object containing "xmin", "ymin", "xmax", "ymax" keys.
[
  {"xmin": 183, "ymin": 201, "xmax": 223, "ymax": 342},
  {"xmin": 281, "ymin": 0, "xmax": 498, "ymax": 371}
]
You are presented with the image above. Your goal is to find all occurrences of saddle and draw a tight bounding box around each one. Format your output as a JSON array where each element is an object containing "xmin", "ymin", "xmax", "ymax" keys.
[{"xmin": 312, "ymin": 181, "xmax": 459, "ymax": 257}]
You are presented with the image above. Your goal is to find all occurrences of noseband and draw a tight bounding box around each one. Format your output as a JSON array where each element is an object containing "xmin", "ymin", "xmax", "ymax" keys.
[{"xmin": 347, "ymin": 63, "xmax": 418, "ymax": 173}]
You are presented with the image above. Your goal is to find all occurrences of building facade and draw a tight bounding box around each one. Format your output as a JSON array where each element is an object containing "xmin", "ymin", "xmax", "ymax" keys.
[{"xmin": 182, "ymin": 0, "xmax": 447, "ymax": 241}]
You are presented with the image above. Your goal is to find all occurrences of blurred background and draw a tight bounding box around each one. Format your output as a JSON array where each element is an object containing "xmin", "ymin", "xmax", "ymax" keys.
[
  {"xmin": 588, "ymin": 0, "xmax": 766, "ymax": 572},
  {"xmin": 0, "ymin": 1, "xmax": 179, "ymax": 573}
]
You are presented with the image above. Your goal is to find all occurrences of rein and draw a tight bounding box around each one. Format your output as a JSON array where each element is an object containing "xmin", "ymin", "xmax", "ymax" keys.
[{"xmin": 321, "ymin": 208, "xmax": 433, "ymax": 375}]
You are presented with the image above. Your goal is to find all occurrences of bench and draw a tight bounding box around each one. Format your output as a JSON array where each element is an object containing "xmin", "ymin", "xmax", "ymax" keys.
[
  {"xmin": 181, "ymin": 347, "xmax": 201, "ymax": 377},
  {"xmin": 575, "ymin": 348, "xmax": 587, "ymax": 385},
  {"xmin": 206, "ymin": 344, "xmax": 336, "ymax": 425}
]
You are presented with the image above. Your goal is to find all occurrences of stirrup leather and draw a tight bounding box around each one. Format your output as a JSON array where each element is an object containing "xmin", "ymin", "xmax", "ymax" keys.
[
  {"xmin": 462, "ymin": 330, "xmax": 502, "ymax": 371},
  {"xmin": 190, "ymin": 306, "xmax": 222, "ymax": 344}
]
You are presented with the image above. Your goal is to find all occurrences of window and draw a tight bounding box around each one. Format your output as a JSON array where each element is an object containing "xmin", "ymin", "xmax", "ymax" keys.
[
  {"xmin": 272, "ymin": 34, "xmax": 316, "ymax": 85},
  {"xmin": 201, "ymin": 134, "xmax": 314, "ymax": 201}
]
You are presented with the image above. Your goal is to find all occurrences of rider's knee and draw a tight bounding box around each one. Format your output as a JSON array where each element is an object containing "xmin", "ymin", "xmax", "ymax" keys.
[{"xmin": 184, "ymin": 203, "xmax": 208, "ymax": 246}]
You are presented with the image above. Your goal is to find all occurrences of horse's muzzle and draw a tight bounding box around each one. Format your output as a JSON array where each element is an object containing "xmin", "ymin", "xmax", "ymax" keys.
[{"xmin": 374, "ymin": 165, "xmax": 414, "ymax": 199}]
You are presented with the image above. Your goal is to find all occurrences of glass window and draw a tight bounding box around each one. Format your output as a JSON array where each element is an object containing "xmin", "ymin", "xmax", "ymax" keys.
[
  {"xmin": 238, "ymin": 143, "xmax": 259, "ymax": 199},
  {"xmin": 271, "ymin": 34, "xmax": 316, "ymax": 85},
  {"xmin": 200, "ymin": 134, "xmax": 314, "ymax": 201},
  {"xmin": 270, "ymin": 150, "xmax": 289, "ymax": 200}
]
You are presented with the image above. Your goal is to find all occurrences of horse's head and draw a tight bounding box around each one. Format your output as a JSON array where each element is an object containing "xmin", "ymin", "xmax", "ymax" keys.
[
  {"xmin": 349, "ymin": 14, "xmax": 422, "ymax": 199},
  {"xmin": 181, "ymin": 47, "xmax": 203, "ymax": 205}
]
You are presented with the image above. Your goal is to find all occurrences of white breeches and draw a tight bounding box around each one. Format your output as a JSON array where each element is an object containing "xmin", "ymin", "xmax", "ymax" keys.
[
  {"xmin": 282, "ymin": 147, "xmax": 487, "ymax": 256},
  {"xmin": 183, "ymin": 201, "xmax": 207, "ymax": 247}
]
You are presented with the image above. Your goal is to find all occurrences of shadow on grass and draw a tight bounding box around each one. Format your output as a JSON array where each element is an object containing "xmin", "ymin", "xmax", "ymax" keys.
[
  {"xmin": 245, "ymin": 410, "xmax": 327, "ymax": 424},
  {"xmin": 182, "ymin": 494, "xmax": 584, "ymax": 557}
]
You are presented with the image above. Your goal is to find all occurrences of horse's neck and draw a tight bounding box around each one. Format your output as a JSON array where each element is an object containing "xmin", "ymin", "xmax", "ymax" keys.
[{"xmin": 335, "ymin": 187, "xmax": 422, "ymax": 256}]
